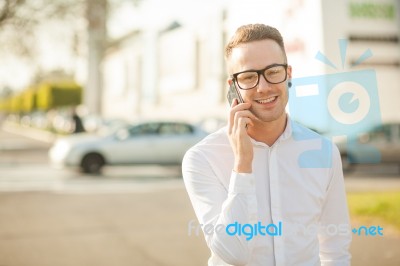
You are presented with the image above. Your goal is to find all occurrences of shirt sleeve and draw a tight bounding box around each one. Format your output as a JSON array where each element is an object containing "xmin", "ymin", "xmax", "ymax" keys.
[
  {"xmin": 182, "ymin": 147, "xmax": 258, "ymax": 266},
  {"xmin": 318, "ymin": 145, "xmax": 352, "ymax": 266}
]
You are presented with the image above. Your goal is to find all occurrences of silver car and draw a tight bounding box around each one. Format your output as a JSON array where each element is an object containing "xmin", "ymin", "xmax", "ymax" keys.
[
  {"xmin": 49, "ymin": 121, "xmax": 208, "ymax": 174},
  {"xmin": 337, "ymin": 123, "xmax": 400, "ymax": 172}
]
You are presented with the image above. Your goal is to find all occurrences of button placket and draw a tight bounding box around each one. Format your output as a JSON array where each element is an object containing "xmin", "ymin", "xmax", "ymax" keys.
[{"xmin": 269, "ymin": 145, "xmax": 285, "ymax": 266}]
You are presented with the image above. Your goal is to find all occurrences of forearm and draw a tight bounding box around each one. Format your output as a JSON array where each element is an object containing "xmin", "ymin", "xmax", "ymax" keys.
[
  {"xmin": 183, "ymin": 151, "xmax": 258, "ymax": 265},
  {"xmin": 206, "ymin": 172, "xmax": 257, "ymax": 265}
]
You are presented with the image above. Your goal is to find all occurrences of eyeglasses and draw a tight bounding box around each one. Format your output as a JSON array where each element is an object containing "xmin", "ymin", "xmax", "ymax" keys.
[{"xmin": 231, "ymin": 63, "xmax": 288, "ymax": 90}]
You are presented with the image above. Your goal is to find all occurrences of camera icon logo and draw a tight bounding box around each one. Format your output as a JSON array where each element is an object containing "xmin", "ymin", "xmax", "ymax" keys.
[
  {"xmin": 328, "ymin": 81, "xmax": 370, "ymax": 126},
  {"xmin": 288, "ymin": 40, "xmax": 382, "ymax": 168}
]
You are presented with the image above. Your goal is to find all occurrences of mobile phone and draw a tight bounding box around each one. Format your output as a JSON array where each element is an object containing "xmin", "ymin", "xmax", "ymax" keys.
[{"xmin": 227, "ymin": 82, "xmax": 244, "ymax": 105}]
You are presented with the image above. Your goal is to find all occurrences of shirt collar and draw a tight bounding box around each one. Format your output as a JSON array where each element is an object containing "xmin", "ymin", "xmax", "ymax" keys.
[{"xmin": 280, "ymin": 114, "xmax": 293, "ymax": 141}]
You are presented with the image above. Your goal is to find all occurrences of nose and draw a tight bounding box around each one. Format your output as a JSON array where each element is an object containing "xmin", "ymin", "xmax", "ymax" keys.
[{"xmin": 256, "ymin": 74, "xmax": 274, "ymax": 93}]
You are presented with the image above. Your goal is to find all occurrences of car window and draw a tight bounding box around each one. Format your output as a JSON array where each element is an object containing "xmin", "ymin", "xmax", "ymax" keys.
[
  {"xmin": 129, "ymin": 123, "xmax": 160, "ymax": 136},
  {"xmin": 393, "ymin": 124, "xmax": 400, "ymax": 143},
  {"xmin": 158, "ymin": 123, "xmax": 194, "ymax": 135},
  {"xmin": 368, "ymin": 124, "xmax": 391, "ymax": 143}
]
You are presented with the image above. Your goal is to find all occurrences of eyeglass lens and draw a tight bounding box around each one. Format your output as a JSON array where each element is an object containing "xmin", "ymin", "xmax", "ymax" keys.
[{"xmin": 236, "ymin": 65, "xmax": 287, "ymax": 89}]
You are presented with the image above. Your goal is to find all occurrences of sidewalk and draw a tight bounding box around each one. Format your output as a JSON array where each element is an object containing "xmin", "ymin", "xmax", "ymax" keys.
[
  {"xmin": 0, "ymin": 187, "xmax": 210, "ymax": 266},
  {"xmin": 1, "ymin": 121, "xmax": 57, "ymax": 145},
  {"xmin": 0, "ymin": 186, "xmax": 399, "ymax": 266}
]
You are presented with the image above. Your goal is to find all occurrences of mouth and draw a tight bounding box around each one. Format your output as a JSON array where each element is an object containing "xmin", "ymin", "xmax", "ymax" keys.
[{"xmin": 255, "ymin": 96, "xmax": 278, "ymax": 104}]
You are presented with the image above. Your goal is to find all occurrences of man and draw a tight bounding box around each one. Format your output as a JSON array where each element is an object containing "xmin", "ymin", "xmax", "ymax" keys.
[
  {"xmin": 72, "ymin": 108, "xmax": 85, "ymax": 133},
  {"xmin": 182, "ymin": 24, "xmax": 351, "ymax": 265}
]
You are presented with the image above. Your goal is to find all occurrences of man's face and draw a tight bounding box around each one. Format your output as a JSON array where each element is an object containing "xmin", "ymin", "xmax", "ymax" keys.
[{"xmin": 228, "ymin": 39, "xmax": 292, "ymax": 123}]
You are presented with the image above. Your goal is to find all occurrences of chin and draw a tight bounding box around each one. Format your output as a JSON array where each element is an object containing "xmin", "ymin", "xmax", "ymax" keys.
[{"xmin": 254, "ymin": 110, "xmax": 286, "ymax": 123}]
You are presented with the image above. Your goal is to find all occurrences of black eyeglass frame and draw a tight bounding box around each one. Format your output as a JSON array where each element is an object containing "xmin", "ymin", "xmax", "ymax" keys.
[{"xmin": 231, "ymin": 63, "xmax": 289, "ymax": 90}]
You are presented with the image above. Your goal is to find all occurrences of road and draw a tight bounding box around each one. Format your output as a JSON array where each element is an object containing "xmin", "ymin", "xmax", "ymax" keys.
[
  {"xmin": 0, "ymin": 124, "xmax": 183, "ymax": 193},
  {"xmin": 0, "ymin": 125, "xmax": 399, "ymax": 266}
]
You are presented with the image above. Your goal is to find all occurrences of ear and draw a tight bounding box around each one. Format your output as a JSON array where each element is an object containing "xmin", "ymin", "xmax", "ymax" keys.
[{"xmin": 287, "ymin": 65, "xmax": 292, "ymax": 79}]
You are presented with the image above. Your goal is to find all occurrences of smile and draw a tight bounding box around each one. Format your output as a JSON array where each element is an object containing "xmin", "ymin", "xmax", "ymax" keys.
[{"xmin": 255, "ymin": 96, "xmax": 277, "ymax": 104}]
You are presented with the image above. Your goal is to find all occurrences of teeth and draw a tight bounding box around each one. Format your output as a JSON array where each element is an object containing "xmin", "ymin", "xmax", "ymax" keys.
[{"xmin": 257, "ymin": 97, "xmax": 276, "ymax": 104}]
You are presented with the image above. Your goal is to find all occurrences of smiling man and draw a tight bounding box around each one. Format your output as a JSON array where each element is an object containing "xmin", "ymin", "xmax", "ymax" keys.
[{"xmin": 182, "ymin": 24, "xmax": 351, "ymax": 266}]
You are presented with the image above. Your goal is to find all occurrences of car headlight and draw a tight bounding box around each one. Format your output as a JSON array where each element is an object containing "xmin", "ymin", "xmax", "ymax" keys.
[{"xmin": 49, "ymin": 140, "xmax": 72, "ymax": 163}]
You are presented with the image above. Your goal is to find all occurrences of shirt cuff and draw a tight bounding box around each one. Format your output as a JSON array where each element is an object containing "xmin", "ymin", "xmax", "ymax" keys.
[{"xmin": 228, "ymin": 171, "xmax": 256, "ymax": 194}]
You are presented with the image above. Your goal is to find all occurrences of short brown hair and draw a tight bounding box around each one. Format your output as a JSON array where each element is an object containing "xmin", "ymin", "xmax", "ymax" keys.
[{"xmin": 225, "ymin": 24, "xmax": 287, "ymax": 62}]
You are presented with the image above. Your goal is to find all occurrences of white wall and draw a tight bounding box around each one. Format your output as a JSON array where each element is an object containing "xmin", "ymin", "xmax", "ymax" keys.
[
  {"xmin": 102, "ymin": 34, "xmax": 143, "ymax": 121},
  {"xmin": 101, "ymin": 0, "xmax": 400, "ymax": 132},
  {"xmin": 322, "ymin": 0, "xmax": 400, "ymax": 127}
]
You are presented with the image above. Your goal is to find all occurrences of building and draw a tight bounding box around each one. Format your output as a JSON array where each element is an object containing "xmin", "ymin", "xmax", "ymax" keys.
[{"xmin": 102, "ymin": 0, "xmax": 400, "ymax": 134}]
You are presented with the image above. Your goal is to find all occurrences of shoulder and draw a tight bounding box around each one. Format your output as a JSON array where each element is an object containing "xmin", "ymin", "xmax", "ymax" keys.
[
  {"xmin": 182, "ymin": 126, "xmax": 232, "ymax": 168},
  {"xmin": 290, "ymin": 120, "xmax": 324, "ymax": 140},
  {"xmin": 289, "ymin": 120, "xmax": 341, "ymax": 167},
  {"xmin": 290, "ymin": 121, "xmax": 336, "ymax": 148},
  {"xmin": 188, "ymin": 126, "xmax": 230, "ymax": 152}
]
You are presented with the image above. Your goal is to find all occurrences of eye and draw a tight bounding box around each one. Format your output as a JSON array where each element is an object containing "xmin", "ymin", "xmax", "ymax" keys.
[
  {"xmin": 265, "ymin": 67, "xmax": 282, "ymax": 76},
  {"xmin": 238, "ymin": 72, "xmax": 258, "ymax": 83}
]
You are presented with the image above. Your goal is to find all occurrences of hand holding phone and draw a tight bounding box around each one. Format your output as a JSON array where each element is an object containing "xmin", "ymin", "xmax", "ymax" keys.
[{"xmin": 226, "ymin": 81, "xmax": 254, "ymax": 173}]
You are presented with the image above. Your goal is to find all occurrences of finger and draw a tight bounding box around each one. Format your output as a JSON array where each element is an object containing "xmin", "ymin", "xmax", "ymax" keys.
[
  {"xmin": 233, "ymin": 101, "xmax": 251, "ymax": 110},
  {"xmin": 229, "ymin": 100, "xmax": 243, "ymax": 133},
  {"xmin": 228, "ymin": 99, "xmax": 238, "ymax": 131},
  {"xmin": 232, "ymin": 110, "xmax": 254, "ymax": 134},
  {"xmin": 237, "ymin": 116, "xmax": 253, "ymax": 127},
  {"xmin": 231, "ymin": 98, "xmax": 238, "ymax": 108},
  {"xmin": 234, "ymin": 109, "xmax": 257, "ymax": 122},
  {"xmin": 229, "ymin": 102, "xmax": 252, "ymax": 121},
  {"xmin": 233, "ymin": 110, "xmax": 255, "ymax": 132},
  {"xmin": 228, "ymin": 102, "xmax": 252, "ymax": 133}
]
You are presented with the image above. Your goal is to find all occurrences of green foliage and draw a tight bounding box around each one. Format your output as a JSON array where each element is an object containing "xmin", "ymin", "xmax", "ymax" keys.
[
  {"xmin": 21, "ymin": 87, "xmax": 37, "ymax": 112},
  {"xmin": 347, "ymin": 191, "xmax": 400, "ymax": 230},
  {"xmin": 0, "ymin": 97, "xmax": 10, "ymax": 112},
  {"xmin": 35, "ymin": 81, "xmax": 82, "ymax": 110},
  {"xmin": 10, "ymin": 93, "xmax": 22, "ymax": 113},
  {"xmin": 349, "ymin": 2, "xmax": 395, "ymax": 20},
  {"xmin": 0, "ymin": 81, "xmax": 83, "ymax": 113}
]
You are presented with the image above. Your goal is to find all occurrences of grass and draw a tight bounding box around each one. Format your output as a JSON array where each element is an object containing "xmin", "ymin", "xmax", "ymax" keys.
[{"xmin": 347, "ymin": 191, "xmax": 400, "ymax": 231}]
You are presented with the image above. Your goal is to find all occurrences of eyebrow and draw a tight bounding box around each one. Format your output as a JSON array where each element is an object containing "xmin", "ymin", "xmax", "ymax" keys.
[{"xmin": 233, "ymin": 63, "xmax": 287, "ymax": 74}]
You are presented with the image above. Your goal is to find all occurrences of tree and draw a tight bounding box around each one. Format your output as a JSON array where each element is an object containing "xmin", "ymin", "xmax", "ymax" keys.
[
  {"xmin": 0, "ymin": 0, "xmax": 21, "ymax": 26},
  {"xmin": 0, "ymin": 0, "xmax": 85, "ymax": 57},
  {"xmin": 1, "ymin": 0, "xmax": 142, "ymax": 115}
]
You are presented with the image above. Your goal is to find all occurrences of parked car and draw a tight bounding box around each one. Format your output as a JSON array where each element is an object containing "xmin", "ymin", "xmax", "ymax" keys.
[
  {"xmin": 49, "ymin": 121, "xmax": 208, "ymax": 174},
  {"xmin": 336, "ymin": 122, "xmax": 400, "ymax": 172}
]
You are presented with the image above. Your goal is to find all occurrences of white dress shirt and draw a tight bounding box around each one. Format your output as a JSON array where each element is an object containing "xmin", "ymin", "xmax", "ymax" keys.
[{"xmin": 182, "ymin": 118, "xmax": 351, "ymax": 266}]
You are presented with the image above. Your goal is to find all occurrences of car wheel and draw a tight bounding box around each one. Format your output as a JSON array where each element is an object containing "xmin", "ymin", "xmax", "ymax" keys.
[
  {"xmin": 341, "ymin": 154, "xmax": 354, "ymax": 174},
  {"xmin": 81, "ymin": 153, "xmax": 105, "ymax": 174}
]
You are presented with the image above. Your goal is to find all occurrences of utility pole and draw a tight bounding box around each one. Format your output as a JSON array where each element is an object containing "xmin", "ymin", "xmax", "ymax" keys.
[{"xmin": 86, "ymin": 0, "xmax": 107, "ymax": 115}]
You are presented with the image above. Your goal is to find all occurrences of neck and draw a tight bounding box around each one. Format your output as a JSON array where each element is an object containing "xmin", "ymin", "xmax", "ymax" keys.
[{"xmin": 247, "ymin": 113, "xmax": 287, "ymax": 146}]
